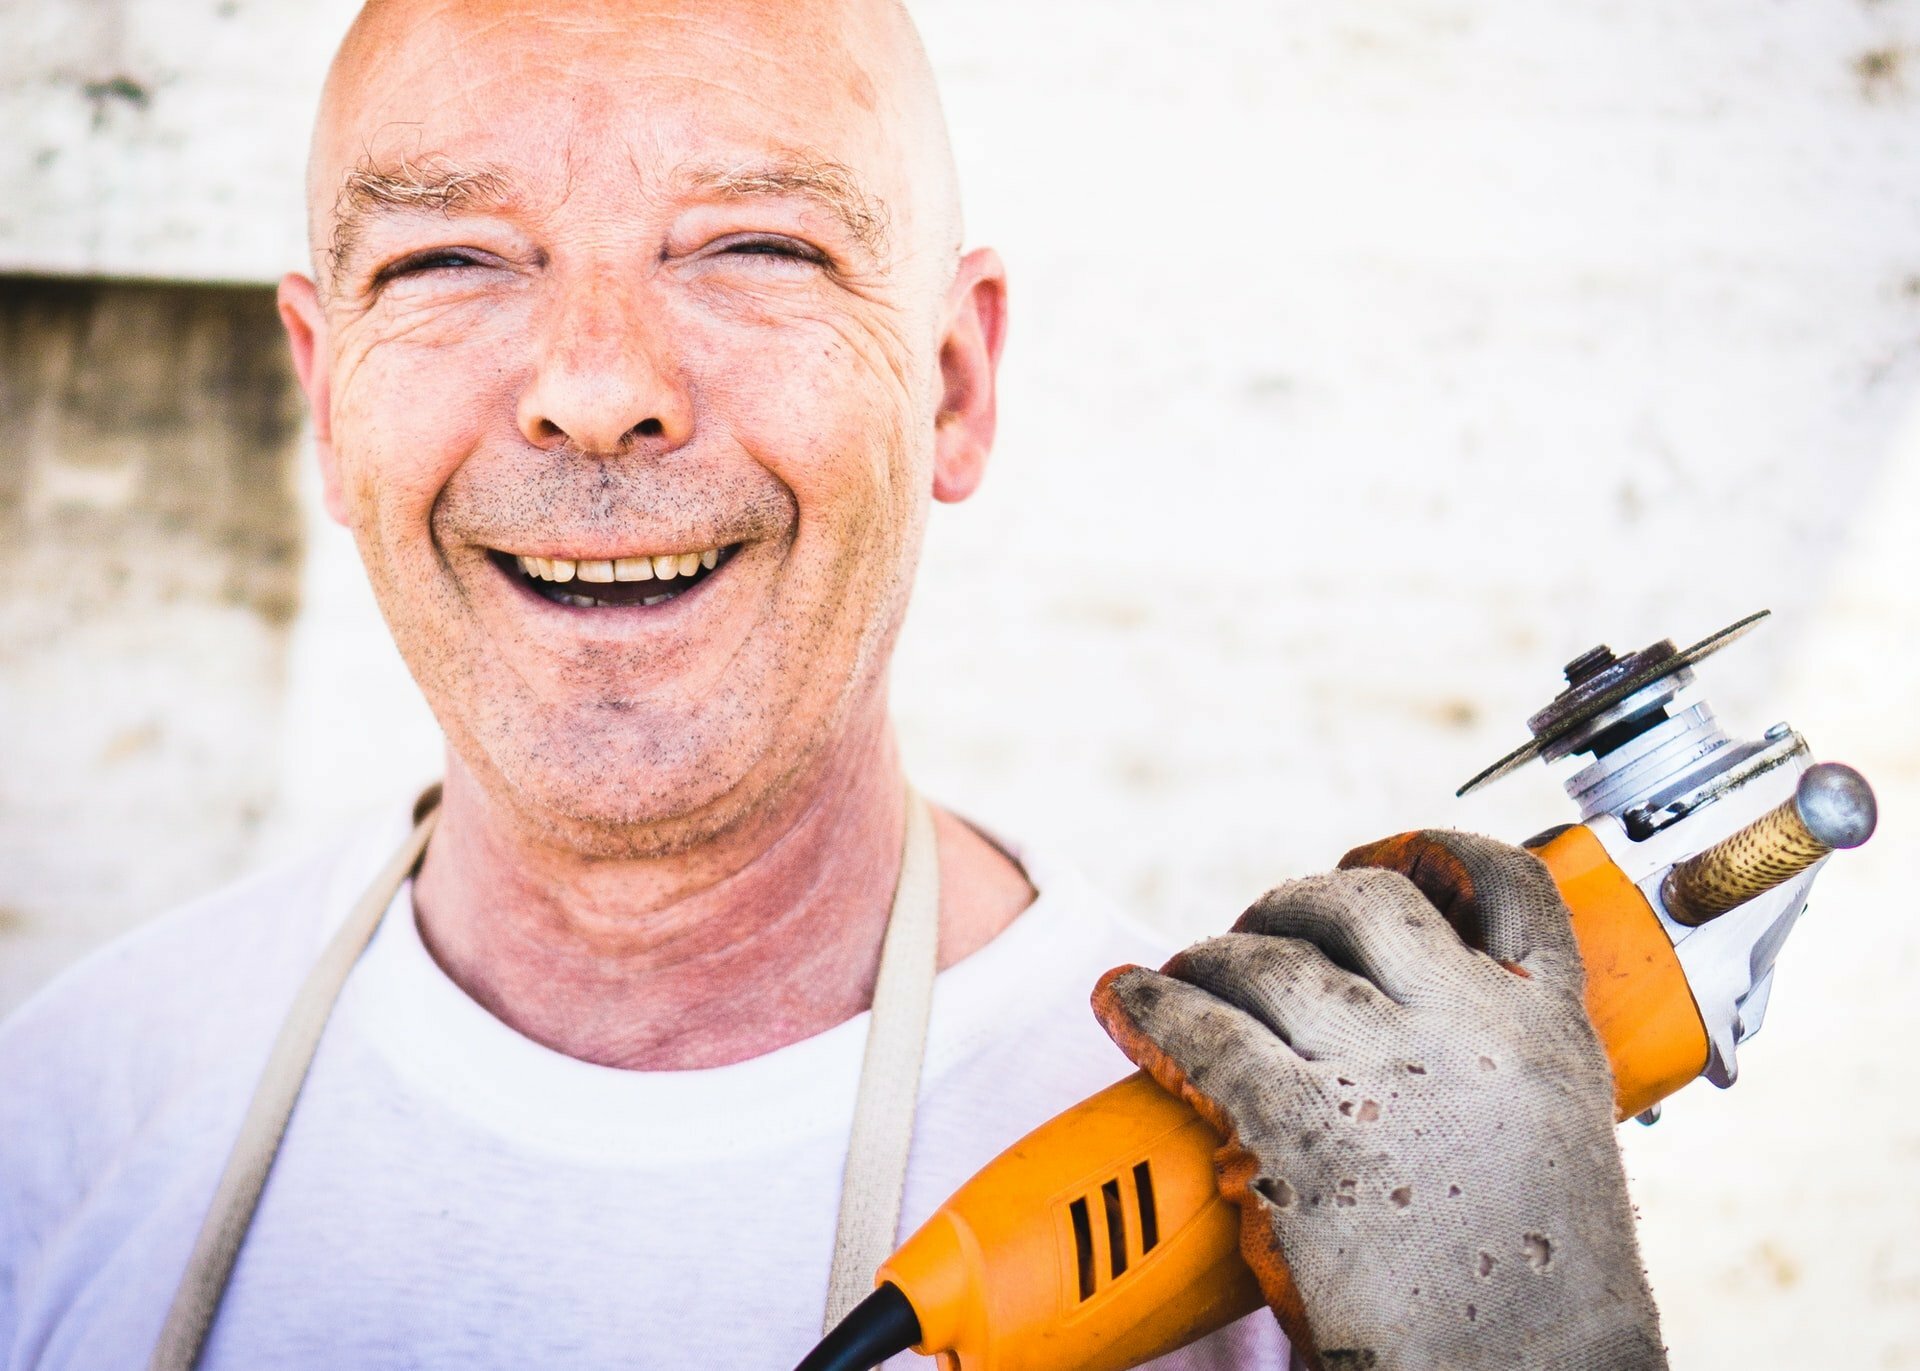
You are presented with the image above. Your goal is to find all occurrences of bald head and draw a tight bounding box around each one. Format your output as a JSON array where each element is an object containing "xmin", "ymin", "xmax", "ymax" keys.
[{"xmin": 307, "ymin": 0, "xmax": 963, "ymax": 300}]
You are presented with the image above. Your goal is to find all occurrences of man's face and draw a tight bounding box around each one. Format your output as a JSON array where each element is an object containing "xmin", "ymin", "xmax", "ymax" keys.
[{"xmin": 282, "ymin": 0, "xmax": 999, "ymax": 851}]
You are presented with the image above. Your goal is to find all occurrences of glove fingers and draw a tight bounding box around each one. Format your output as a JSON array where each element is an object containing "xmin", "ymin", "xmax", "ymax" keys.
[
  {"xmin": 1165, "ymin": 932, "xmax": 1399, "ymax": 1062},
  {"xmin": 1092, "ymin": 965, "xmax": 1317, "ymax": 1118},
  {"xmin": 1094, "ymin": 966, "xmax": 1329, "ymax": 1358},
  {"xmin": 1233, "ymin": 869, "xmax": 1472, "ymax": 1006},
  {"xmin": 1340, "ymin": 829, "xmax": 1583, "ymax": 987}
]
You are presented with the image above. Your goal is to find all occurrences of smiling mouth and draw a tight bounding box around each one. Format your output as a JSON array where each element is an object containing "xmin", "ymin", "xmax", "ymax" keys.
[{"xmin": 491, "ymin": 544, "xmax": 740, "ymax": 608}]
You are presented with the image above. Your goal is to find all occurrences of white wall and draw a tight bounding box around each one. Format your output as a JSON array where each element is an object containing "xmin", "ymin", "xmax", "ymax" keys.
[
  {"xmin": 0, "ymin": 0, "xmax": 355, "ymax": 281},
  {"xmin": 6, "ymin": 1, "xmax": 1919, "ymax": 1365}
]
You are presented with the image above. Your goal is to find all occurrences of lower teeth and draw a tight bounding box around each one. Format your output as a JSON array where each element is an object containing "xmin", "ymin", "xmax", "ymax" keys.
[{"xmin": 548, "ymin": 587, "xmax": 684, "ymax": 609}]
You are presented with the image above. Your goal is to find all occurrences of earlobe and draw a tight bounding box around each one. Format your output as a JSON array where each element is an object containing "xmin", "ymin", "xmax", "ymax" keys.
[
  {"xmin": 276, "ymin": 272, "xmax": 349, "ymax": 525},
  {"xmin": 932, "ymin": 248, "xmax": 1008, "ymax": 505}
]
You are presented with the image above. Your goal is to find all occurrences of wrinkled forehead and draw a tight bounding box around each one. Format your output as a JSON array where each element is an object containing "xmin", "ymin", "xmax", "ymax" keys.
[{"xmin": 310, "ymin": 0, "xmax": 918, "ymax": 251}]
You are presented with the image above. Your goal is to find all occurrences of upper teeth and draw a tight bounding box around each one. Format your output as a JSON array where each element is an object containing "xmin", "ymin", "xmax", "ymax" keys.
[{"xmin": 516, "ymin": 548, "xmax": 722, "ymax": 584}]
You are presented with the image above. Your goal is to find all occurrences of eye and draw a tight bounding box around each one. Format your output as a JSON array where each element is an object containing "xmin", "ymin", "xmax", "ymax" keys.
[
  {"xmin": 714, "ymin": 235, "xmax": 827, "ymax": 267},
  {"xmin": 373, "ymin": 248, "xmax": 488, "ymax": 286}
]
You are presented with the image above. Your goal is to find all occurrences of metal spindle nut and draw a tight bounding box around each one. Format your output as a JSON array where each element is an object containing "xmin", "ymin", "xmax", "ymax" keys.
[{"xmin": 1660, "ymin": 762, "xmax": 1877, "ymax": 927}]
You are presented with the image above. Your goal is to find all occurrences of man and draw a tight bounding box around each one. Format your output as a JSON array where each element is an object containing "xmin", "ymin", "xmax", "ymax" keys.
[{"xmin": 0, "ymin": 1, "xmax": 1664, "ymax": 1368}]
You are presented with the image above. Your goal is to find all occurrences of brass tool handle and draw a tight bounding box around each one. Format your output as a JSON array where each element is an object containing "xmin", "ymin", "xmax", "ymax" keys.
[{"xmin": 1660, "ymin": 762, "xmax": 1876, "ymax": 926}]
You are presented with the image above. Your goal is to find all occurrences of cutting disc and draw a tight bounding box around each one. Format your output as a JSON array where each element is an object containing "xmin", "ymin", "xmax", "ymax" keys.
[{"xmin": 1455, "ymin": 609, "xmax": 1770, "ymax": 797}]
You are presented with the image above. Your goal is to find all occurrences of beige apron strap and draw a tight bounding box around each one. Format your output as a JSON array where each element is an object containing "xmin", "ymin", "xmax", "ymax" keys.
[
  {"xmin": 822, "ymin": 790, "xmax": 942, "ymax": 1332},
  {"xmin": 147, "ymin": 791, "xmax": 441, "ymax": 1371}
]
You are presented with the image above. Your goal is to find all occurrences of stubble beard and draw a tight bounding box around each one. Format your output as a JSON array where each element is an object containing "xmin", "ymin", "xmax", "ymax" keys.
[{"xmin": 371, "ymin": 492, "xmax": 927, "ymax": 866}]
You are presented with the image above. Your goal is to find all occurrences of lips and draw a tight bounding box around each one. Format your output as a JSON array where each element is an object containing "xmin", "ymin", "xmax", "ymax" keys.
[{"xmin": 490, "ymin": 543, "xmax": 740, "ymax": 607}]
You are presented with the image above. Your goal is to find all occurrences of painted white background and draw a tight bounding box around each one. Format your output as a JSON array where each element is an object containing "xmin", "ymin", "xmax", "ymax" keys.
[{"xmin": 4, "ymin": 0, "xmax": 1917, "ymax": 1364}]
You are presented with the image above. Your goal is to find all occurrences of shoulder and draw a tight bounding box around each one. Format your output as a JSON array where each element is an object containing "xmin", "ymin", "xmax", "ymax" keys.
[
  {"xmin": 1016, "ymin": 844, "xmax": 1182, "ymax": 965},
  {"xmin": 966, "ymin": 837, "xmax": 1182, "ymax": 1005},
  {"xmin": 0, "ymin": 806, "xmax": 409, "ymax": 1170},
  {"xmin": 915, "ymin": 835, "xmax": 1180, "ymax": 1139},
  {"xmin": 933, "ymin": 833, "xmax": 1181, "ymax": 1047}
]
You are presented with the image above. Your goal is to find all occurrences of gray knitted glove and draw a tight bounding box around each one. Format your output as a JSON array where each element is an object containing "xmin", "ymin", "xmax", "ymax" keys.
[{"xmin": 1092, "ymin": 830, "xmax": 1667, "ymax": 1371}]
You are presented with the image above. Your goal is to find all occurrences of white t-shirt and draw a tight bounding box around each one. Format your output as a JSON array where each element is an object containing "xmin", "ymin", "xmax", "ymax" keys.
[{"xmin": 0, "ymin": 804, "xmax": 1286, "ymax": 1370}]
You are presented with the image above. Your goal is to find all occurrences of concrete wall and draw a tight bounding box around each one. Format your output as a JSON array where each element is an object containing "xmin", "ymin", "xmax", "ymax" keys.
[
  {"xmin": 3, "ymin": 1, "xmax": 1917, "ymax": 1366},
  {"xmin": 0, "ymin": 278, "xmax": 304, "ymax": 1012},
  {"xmin": 0, "ymin": 0, "xmax": 354, "ymax": 281}
]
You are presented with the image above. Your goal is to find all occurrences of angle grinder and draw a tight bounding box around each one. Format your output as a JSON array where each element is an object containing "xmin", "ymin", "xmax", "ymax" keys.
[{"xmin": 797, "ymin": 610, "xmax": 1876, "ymax": 1371}]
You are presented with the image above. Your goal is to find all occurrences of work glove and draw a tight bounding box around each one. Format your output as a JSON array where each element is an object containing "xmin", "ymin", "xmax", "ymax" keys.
[{"xmin": 1091, "ymin": 830, "xmax": 1667, "ymax": 1371}]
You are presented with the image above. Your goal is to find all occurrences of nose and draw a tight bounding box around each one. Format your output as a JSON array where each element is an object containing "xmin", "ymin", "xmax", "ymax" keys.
[{"xmin": 516, "ymin": 277, "xmax": 693, "ymax": 456}]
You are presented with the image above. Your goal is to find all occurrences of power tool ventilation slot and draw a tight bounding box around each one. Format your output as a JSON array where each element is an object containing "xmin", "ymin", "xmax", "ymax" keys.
[{"xmin": 1070, "ymin": 1161, "xmax": 1160, "ymax": 1301}]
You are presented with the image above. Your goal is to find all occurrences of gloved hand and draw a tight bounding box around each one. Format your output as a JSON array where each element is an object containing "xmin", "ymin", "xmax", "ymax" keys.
[{"xmin": 1091, "ymin": 830, "xmax": 1667, "ymax": 1371}]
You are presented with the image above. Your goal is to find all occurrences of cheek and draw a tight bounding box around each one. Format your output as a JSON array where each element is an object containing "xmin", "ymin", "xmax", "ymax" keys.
[
  {"xmin": 731, "ymin": 331, "xmax": 932, "ymax": 702},
  {"xmin": 330, "ymin": 311, "xmax": 520, "ymax": 553},
  {"xmin": 697, "ymin": 315, "xmax": 931, "ymax": 549}
]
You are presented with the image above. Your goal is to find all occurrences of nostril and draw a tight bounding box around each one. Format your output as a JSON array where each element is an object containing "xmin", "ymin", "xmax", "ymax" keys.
[{"xmin": 633, "ymin": 417, "xmax": 664, "ymax": 439}]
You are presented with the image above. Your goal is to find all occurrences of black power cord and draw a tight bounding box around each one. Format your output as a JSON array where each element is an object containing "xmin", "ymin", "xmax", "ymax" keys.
[{"xmin": 792, "ymin": 1283, "xmax": 923, "ymax": 1371}]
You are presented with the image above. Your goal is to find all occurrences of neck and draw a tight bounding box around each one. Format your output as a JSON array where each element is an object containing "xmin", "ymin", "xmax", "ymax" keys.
[{"xmin": 411, "ymin": 714, "xmax": 1031, "ymax": 1070}]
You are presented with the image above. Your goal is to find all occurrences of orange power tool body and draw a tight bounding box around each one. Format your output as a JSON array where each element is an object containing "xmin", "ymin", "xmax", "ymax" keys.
[{"xmin": 797, "ymin": 613, "xmax": 1876, "ymax": 1371}]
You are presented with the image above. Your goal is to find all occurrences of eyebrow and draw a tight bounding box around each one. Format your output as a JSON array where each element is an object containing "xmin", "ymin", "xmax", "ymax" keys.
[
  {"xmin": 324, "ymin": 151, "xmax": 892, "ymax": 284},
  {"xmin": 673, "ymin": 156, "xmax": 891, "ymax": 259},
  {"xmin": 327, "ymin": 154, "xmax": 515, "ymax": 280}
]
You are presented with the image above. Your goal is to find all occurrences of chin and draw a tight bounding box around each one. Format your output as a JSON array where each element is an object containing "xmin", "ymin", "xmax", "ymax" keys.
[
  {"xmin": 434, "ymin": 639, "xmax": 883, "ymax": 856},
  {"xmin": 473, "ymin": 711, "xmax": 797, "ymax": 857}
]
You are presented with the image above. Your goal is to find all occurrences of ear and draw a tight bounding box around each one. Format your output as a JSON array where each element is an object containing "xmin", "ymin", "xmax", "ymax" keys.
[
  {"xmin": 932, "ymin": 247, "xmax": 1008, "ymax": 504},
  {"xmin": 277, "ymin": 272, "xmax": 348, "ymax": 525}
]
